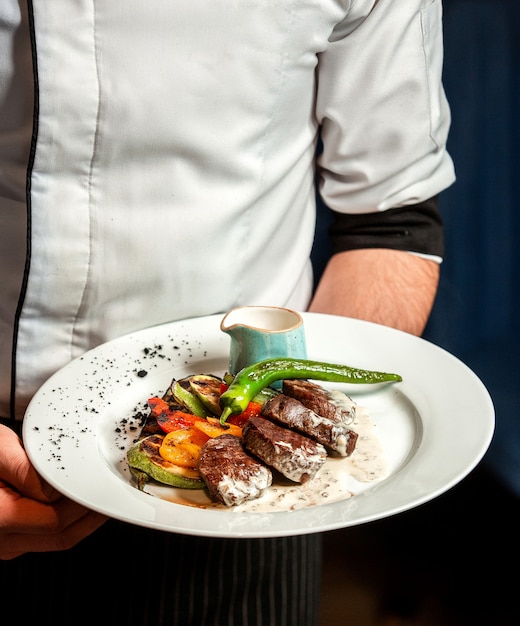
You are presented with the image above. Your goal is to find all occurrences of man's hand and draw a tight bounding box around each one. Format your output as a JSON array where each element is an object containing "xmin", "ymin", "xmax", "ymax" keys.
[{"xmin": 0, "ymin": 424, "xmax": 107, "ymax": 560}]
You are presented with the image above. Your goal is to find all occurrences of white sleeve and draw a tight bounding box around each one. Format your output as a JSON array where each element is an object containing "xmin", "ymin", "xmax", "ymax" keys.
[{"xmin": 316, "ymin": 0, "xmax": 455, "ymax": 214}]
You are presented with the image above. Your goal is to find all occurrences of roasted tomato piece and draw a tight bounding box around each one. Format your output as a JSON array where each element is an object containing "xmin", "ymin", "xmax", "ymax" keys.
[{"xmin": 159, "ymin": 428, "xmax": 210, "ymax": 468}]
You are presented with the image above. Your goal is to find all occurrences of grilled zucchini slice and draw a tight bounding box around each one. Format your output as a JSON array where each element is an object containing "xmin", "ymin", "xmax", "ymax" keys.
[{"xmin": 127, "ymin": 434, "xmax": 205, "ymax": 490}]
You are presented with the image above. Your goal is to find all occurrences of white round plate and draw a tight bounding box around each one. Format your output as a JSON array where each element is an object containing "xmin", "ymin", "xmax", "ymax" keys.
[{"xmin": 22, "ymin": 313, "xmax": 494, "ymax": 538}]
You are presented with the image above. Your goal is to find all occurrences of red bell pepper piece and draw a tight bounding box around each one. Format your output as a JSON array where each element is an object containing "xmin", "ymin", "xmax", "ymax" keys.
[{"xmin": 148, "ymin": 397, "xmax": 205, "ymax": 433}]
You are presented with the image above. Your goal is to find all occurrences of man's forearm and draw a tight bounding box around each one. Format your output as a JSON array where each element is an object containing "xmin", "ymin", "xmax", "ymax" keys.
[{"xmin": 308, "ymin": 248, "xmax": 440, "ymax": 337}]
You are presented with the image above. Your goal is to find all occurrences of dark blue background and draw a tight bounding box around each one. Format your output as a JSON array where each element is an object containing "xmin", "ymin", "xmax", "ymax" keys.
[{"xmin": 427, "ymin": 0, "xmax": 520, "ymax": 495}]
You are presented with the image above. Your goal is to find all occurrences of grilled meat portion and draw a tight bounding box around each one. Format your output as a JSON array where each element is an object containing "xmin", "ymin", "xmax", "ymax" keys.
[
  {"xmin": 197, "ymin": 434, "xmax": 272, "ymax": 506},
  {"xmin": 282, "ymin": 379, "xmax": 356, "ymax": 424},
  {"xmin": 261, "ymin": 394, "xmax": 358, "ymax": 457},
  {"xmin": 242, "ymin": 415, "xmax": 327, "ymax": 484}
]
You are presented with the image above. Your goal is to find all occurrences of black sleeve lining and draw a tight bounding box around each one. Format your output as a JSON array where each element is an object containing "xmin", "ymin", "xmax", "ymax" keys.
[{"xmin": 328, "ymin": 195, "xmax": 444, "ymax": 258}]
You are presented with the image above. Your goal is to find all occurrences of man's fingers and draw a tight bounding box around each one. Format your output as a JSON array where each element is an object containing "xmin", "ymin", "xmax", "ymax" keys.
[
  {"xmin": 0, "ymin": 485, "xmax": 106, "ymax": 533},
  {"xmin": 0, "ymin": 509, "xmax": 108, "ymax": 560},
  {"xmin": 0, "ymin": 425, "xmax": 60, "ymax": 502}
]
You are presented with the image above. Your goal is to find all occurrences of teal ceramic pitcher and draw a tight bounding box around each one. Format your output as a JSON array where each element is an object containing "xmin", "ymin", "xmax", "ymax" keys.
[{"xmin": 220, "ymin": 306, "xmax": 307, "ymax": 375}]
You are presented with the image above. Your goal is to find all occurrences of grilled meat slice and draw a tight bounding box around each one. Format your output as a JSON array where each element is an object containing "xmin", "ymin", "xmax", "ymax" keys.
[
  {"xmin": 282, "ymin": 379, "xmax": 356, "ymax": 424},
  {"xmin": 261, "ymin": 394, "xmax": 358, "ymax": 457},
  {"xmin": 242, "ymin": 415, "xmax": 327, "ymax": 484},
  {"xmin": 197, "ymin": 434, "xmax": 272, "ymax": 506}
]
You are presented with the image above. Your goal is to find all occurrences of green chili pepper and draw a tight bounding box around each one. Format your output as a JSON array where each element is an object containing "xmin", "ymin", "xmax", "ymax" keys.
[{"xmin": 219, "ymin": 357, "xmax": 402, "ymax": 424}]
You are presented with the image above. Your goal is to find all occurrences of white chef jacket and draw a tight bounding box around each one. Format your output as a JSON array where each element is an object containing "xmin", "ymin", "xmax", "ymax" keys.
[{"xmin": 0, "ymin": 0, "xmax": 455, "ymax": 419}]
